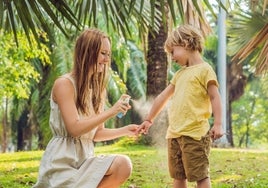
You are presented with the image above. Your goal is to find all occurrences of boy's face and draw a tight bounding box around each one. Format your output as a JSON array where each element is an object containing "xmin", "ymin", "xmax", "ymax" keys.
[{"xmin": 171, "ymin": 46, "xmax": 189, "ymax": 66}]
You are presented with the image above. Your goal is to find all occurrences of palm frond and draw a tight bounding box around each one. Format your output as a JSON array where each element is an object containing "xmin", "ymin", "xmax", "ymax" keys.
[
  {"xmin": 0, "ymin": 0, "xmax": 79, "ymax": 45},
  {"xmin": 110, "ymin": 34, "xmax": 130, "ymax": 82},
  {"xmin": 228, "ymin": 11, "xmax": 264, "ymax": 48},
  {"xmin": 52, "ymin": 34, "xmax": 74, "ymax": 74},
  {"xmin": 232, "ymin": 17, "xmax": 268, "ymax": 74},
  {"xmin": 263, "ymin": 0, "xmax": 268, "ymax": 15},
  {"xmin": 255, "ymin": 36, "xmax": 268, "ymax": 74},
  {"xmin": 172, "ymin": 0, "xmax": 215, "ymax": 36},
  {"xmin": 126, "ymin": 41, "xmax": 146, "ymax": 100},
  {"xmin": 107, "ymin": 68, "xmax": 128, "ymax": 104},
  {"xmin": 72, "ymin": 0, "xmax": 161, "ymax": 39},
  {"xmin": 250, "ymin": 0, "xmax": 268, "ymax": 15}
]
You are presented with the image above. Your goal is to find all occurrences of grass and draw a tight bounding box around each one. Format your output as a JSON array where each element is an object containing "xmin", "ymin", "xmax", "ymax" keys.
[{"xmin": 0, "ymin": 143, "xmax": 268, "ymax": 188}]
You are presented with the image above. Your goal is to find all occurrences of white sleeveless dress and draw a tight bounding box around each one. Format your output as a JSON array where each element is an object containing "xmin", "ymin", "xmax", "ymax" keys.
[{"xmin": 33, "ymin": 75, "xmax": 116, "ymax": 188}]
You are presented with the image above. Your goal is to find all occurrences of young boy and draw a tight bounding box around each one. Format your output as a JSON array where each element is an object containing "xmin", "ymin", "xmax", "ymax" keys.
[{"xmin": 137, "ymin": 25, "xmax": 224, "ymax": 188}]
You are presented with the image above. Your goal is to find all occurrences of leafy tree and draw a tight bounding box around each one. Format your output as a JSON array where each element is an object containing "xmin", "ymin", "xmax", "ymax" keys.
[
  {"xmin": 0, "ymin": 31, "xmax": 50, "ymax": 99},
  {"xmin": 232, "ymin": 77, "xmax": 268, "ymax": 148},
  {"xmin": 0, "ymin": 31, "xmax": 51, "ymax": 152}
]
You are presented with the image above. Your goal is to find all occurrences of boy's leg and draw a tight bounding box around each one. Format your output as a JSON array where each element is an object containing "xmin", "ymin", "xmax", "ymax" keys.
[
  {"xmin": 173, "ymin": 178, "xmax": 187, "ymax": 188},
  {"xmin": 168, "ymin": 138, "xmax": 187, "ymax": 187},
  {"xmin": 197, "ymin": 177, "xmax": 211, "ymax": 188},
  {"xmin": 179, "ymin": 133, "xmax": 211, "ymax": 184}
]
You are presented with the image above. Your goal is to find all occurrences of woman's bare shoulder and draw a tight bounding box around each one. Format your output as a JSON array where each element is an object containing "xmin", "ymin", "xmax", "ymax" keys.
[{"xmin": 52, "ymin": 75, "xmax": 75, "ymax": 103}]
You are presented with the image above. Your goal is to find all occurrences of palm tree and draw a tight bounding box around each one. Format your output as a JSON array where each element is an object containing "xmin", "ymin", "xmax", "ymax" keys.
[
  {"xmin": 226, "ymin": 0, "xmax": 268, "ymax": 146},
  {"xmin": 0, "ymin": 0, "xmax": 223, "ymax": 148}
]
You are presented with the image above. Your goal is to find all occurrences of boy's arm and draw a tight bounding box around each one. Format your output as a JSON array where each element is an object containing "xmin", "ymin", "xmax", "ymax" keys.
[
  {"xmin": 137, "ymin": 84, "xmax": 175, "ymax": 134},
  {"xmin": 207, "ymin": 83, "xmax": 224, "ymax": 140}
]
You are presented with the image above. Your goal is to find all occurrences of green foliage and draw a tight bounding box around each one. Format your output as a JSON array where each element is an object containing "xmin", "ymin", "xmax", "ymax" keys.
[
  {"xmin": 113, "ymin": 136, "xmax": 141, "ymax": 147},
  {"xmin": 203, "ymin": 34, "xmax": 218, "ymax": 68},
  {"xmin": 70, "ymin": 0, "xmax": 162, "ymax": 39},
  {"xmin": 0, "ymin": 31, "xmax": 51, "ymax": 99},
  {"xmin": 113, "ymin": 135, "xmax": 153, "ymax": 147},
  {"xmin": 107, "ymin": 68, "xmax": 128, "ymax": 103},
  {"xmin": 227, "ymin": 8, "xmax": 268, "ymax": 56},
  {"xmin": 110, "ymin": 35, "xmax": 131, "ymax": 82},
  {"xmin": 126, "ymin": 41, "xmax": 146, "ymax": 100},
  {"xmin": 232, "ymin": 76, "xmax": 268, "ymax": 148},
  {"xmin": 0, "ymin": 0, "xmax": 219, "ymax": 46},
  {"xmin": 0, "ymin": 146, "xmax": 268, "ymax": 187},
  {"xmin": 0, "ymin": 0, "xmax": 79, "ymax": 45},
  {"xmin": 227, "ymin": 5, "xmax": 268, "ymax": 69}
]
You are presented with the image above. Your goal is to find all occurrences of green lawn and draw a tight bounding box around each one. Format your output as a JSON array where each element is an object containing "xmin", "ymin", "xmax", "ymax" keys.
[{"xmin": 0, "ymin": 143, "xmax": 267, "ymax": 188}]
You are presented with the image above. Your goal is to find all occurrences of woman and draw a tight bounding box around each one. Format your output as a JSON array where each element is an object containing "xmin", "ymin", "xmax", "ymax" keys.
[{"xmin": 33, "ymin": 28, "xmax": 138, "ymax": 188}]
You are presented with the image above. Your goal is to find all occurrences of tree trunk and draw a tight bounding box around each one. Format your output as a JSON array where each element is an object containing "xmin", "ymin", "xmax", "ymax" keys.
[
  {"xmin": 37, "ymin": 65, "xmax": 51, "ymax": 149},
  {"xmin": 1, "ymin": 98, "xmax": 8, "ymax": 153},
  {"xmin": 227, "ymin": 62, "xmax": 247, "ymax": 146},
  {"xmin": 239, "ymin": 134, "xmax": 245, "ymax": 147},
  {"xmin": 245, "ymin": 98, "xmax": 256, "ymax": 148},
  {"xmin": 227, "ymin": 103, "xmax": 234, "ymax": 146},
  {"xmin": 145, "ymin": 4, "xmax": 168, "ymax": 146},
  {"xmin": 146, "ymin": 25, "xmax": 168, "ymax": 97},
  {"xmin": 17, "ymin": 109, "xmax": 31, "ymax": 151}
]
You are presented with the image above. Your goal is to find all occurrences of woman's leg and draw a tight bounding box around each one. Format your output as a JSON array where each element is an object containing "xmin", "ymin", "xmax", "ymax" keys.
[{"xmin": 98, "ymin": 155, "xmax": 132, "ymax": 188}]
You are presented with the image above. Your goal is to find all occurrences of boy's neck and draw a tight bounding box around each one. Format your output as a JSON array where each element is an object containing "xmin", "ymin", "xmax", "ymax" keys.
[{"xmin": 186, "ymin": 51, "xmax": 203, "ymax": 67}]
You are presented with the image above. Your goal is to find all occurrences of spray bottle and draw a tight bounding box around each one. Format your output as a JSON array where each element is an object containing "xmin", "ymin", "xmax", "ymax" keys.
[{"xmin": 117, "ymin": 96, "xmax": 131, "ymax": 118}]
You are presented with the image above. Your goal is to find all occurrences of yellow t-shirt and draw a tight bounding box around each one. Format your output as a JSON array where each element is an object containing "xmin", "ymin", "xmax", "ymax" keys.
[{"xmin": 166, "ymin": 63, "xmax": 219, "ymax": 140}]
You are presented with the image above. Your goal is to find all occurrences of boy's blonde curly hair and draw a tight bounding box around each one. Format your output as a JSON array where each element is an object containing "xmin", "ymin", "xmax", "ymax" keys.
[{"xmin": 165, "ymin": 24, "xmax": 204, "ymax": 53}]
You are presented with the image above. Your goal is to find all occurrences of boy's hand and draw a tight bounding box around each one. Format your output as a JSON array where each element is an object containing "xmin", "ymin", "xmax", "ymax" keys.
[
  {"xmin": 210, "ymin": 124, "xmax": 224, "ymax": 141},
  {"xmin": 136, "ymin": 120, "xmax": 153, "ymax": 135}
]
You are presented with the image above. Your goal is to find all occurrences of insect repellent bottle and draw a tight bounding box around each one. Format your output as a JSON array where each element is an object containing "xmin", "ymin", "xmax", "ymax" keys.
[{"xmin": 117, "ymin": 96, "xmax": 131, "ymax": 118}]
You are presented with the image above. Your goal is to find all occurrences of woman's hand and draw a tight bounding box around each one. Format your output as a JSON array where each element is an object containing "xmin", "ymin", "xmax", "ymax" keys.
[
  {"xmin": 111, "ymin": 94, "xmax": 131, "ymax": 116},
  {"xmin": 124, "ymin": 124, "xmax": 140, "ymax": 137}
]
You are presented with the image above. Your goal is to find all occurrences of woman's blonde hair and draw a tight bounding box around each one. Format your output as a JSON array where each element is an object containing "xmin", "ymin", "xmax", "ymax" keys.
[
  {"xmin": 72, "ymin": 28, "xmax": 110, "ymax": 115},
  {"xmin": 165, "ymin": 24, "xmax": 204, "ymax": 53}
]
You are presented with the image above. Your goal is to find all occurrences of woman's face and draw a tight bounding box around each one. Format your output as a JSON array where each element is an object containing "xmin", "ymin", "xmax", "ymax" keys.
[{"xmin": 97, "ymin": 37, "xmax": 111, "ymax": 72}]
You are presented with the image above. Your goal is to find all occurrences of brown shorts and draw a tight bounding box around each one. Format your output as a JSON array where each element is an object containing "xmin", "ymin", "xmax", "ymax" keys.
[{"xmin": 167, "ymin": 133, "xmax": 211, "ymax": 182}]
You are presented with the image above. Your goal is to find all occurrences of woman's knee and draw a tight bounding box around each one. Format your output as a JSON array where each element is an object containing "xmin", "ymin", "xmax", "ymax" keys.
[{"xmin": 114, "ymin": 155, "xmax": 132, "ymax": 178}]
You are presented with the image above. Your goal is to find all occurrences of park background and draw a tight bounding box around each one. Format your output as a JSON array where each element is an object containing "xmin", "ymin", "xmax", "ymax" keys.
[{"xmin": 0, "ymin": 0, "xmax": 268, "ymax": 187}]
